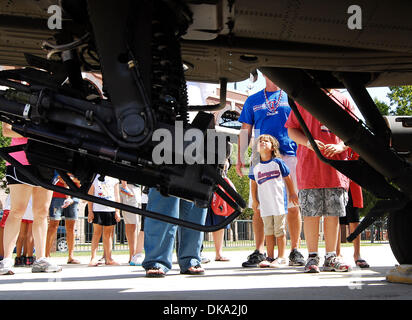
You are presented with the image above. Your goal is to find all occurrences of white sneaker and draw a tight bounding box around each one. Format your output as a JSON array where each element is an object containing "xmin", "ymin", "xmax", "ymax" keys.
[
  {"xmin": 130, "ymin": 253, "xmax": 144, "ymax": 266},
  {"xmin": 269, "ymin": 257, "xmax": 287, "ymax": 268},
  {"xmin": 258, "ymin": 257, "xmax": 275, "ymax": 268},
  {"xmin": 0, "ymin": 258, "xmax": 14, "ymax": 275},
  {"xmin": 32, "ymin": 258, "xmax": 62, "ymax": 273}
]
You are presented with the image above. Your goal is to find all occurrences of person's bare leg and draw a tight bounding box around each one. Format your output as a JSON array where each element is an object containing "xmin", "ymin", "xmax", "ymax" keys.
[
  {"xmin": 15, "ymin": 223, "xmax": 27, "ymax": 259},
  {"xmin": 125, "ymin": 223, "xmax": 137, "ymax": 261},
  {"xmin": 31, "ymin": 187, "xmax": 53, "ymax": 259},
  {"xmin": 252, "ymin": 212, "xmax": 265, "ymax": 253},
  {"xmin": 324, "ymin": 216, "xmax": 339, "ymax": 253},
  {"xmin": 287, "ymin": 206, "xmax": 301, "ymax": 250},
  {"xmin": 336, "ymin": 227, "xmax": 342, "ymax": 257},
  {"xmin": 25, "ymin": 223, "xmax": 34, "ymax": 258},
  {"xmin": 212, "ymin": 229, "xmax": 225, "ymax": 260},
  {"xmin": 136, "ymin": 230, "xmax": 144, "ymax": 254},
  {"xmin": 303, "ymin": 216, "xmax": 320, "ymax": 254},
  {"xmin": 3, "ymin": 184, "xmax": 32, "ymax": 259},
  {"xmin": 276, "ymin": 235, "xmax": 286, "ymax": 258},
  {"xmin": 0, "ymin": 227, "xmax": 4, "ymax": 258},
  {"xmin": 265, "ymin": 235, "xmax": 275, "ymax": 259},
  {"xmin": 45, "ymin": 220, "xmax": 59, "ymax": 257},
  {"xmin": 103, "ymin": 225, "xmax": 119, "ymax": 265},
  {"xmin": 349, "ymin": 222, "xmax": 362, "ymax": 261},
  {"xmin": 89, "ymin": 224, "xmax": 102, "ymax": 266},
  {"xmin": 65, "ymin": 220, "xmax": 77, "ymax": 262}
]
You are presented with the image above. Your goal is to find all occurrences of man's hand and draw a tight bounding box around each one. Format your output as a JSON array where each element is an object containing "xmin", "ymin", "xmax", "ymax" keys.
[
  {"xmin": 236, "ymin": 160, "xmax": 245, "ymax": 177},
  {"xmin": 306, "ymin": 139, "xmax": 326, "ymax": 152},
  {"xmin": 322, "ymin": 143, "xmax": 347, "ymax": 158}
]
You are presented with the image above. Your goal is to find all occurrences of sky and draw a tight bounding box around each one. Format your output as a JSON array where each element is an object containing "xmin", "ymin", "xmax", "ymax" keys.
[{"xmin": 227, "ymin": 70, "xmax": 391, "ymax": 105}]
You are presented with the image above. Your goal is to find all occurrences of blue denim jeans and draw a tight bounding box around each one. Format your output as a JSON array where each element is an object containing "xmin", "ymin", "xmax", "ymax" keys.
[
  {"xmin": 142, "ymin": 188, "xmax": 207, "ymax": 273},
  {"xmin": 49, "ymin": 197, "xmax": 79, "ymax": 220}
]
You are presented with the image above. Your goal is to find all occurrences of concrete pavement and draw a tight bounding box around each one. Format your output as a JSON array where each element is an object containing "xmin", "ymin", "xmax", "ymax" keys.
[{"xmin": 0, "ymin": 244, "xmax": 411, "ymax": 301}]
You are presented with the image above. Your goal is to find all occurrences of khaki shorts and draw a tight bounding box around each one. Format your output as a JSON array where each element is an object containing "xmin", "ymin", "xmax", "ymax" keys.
[
  {"xmin": 120, "ymin": 191, "xmax": 140, "ymax": 226},
  {"xmin": 262, "ymin": 214, "xmax": 286, "ymax": 237}
]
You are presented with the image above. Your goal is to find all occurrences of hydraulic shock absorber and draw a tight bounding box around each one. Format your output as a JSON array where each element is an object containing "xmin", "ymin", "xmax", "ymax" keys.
[{"xmin": 150, "ymin": 1, "xmax": 189, "ymax": 126}]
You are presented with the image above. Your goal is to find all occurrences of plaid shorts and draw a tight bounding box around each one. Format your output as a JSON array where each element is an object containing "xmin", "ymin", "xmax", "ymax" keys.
[{"xmin": 298, "ymin": 188, "xmax": 348, "ymax": 217}]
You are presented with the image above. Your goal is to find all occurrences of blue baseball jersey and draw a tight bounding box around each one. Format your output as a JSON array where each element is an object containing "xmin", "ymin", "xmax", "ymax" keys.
[{"xmin": 239, "ymin": 89, "xmax": 297, "ymax": 156}]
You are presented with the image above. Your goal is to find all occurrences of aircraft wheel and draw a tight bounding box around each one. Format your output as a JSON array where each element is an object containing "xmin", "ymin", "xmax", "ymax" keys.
[{"xmin": 388, "ymin": 201, "xmax": 412, "ymax": 264}]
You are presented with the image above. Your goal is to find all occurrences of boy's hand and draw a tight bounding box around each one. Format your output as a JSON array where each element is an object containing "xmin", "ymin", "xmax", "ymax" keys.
[
  {"xmin": 289, "ymin": 193, "xmax": 299, "ymax": 206},
  {"xmin": 114, "ymin": 211, "xmax": 121, "ymax": 222},
  {"xmin": 252, "ymin": 201, "xmax": 260, "ymax": 215},
  {"xmin": 87, "ymin": 211, "xmax": 94, "ymax": 223},
  {"xmin": 61, "ymin": 198, "xmax": 74, "ymax": 208}
]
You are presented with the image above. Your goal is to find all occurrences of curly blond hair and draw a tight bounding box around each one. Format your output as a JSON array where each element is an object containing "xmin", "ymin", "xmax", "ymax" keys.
[{"xmin": 252, "ymin": 134, "xmax": 280, "ymax": 166}]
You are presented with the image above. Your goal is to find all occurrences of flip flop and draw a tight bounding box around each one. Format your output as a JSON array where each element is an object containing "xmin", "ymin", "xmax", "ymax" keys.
[
  {"xmin": 180, "ymin": 264, "xmax": 205, "ymax": 275},
  {"xmin": 215, "ymin": 256, "xmax": 230, "ymax": 262},
  {"xmin": 146, "ymin": 267, "xmax": 166, "ymax": 278},
  {"xmin": 355, "ymin": 259, "xmax": 370, "ymax": 268},
  {"xmin": 67, "ymin": 259, "xmax": 81, "ymax": 264}
]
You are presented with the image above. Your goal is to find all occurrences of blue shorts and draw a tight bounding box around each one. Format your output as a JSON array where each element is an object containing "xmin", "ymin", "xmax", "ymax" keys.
[
  {"xmin": 49, "ymin": 197, "xmax": 79, "ymax": 220},
  {"xmin": 205, "ymin": 208, "xmax": 230, "ymax": 229}
]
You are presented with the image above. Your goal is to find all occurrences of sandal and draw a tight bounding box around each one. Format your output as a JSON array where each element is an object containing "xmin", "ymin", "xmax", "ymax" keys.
[
  {"xmin": 146, "ymin": 267, "xmax": 166, "ymax": 278},
  {"xmin": 180, "ymin": 264, "xmax": 205, "ymax": 275},
  {"xmin": 215, "ymin": 256, "xmax": 230, "ymax": 262},
  {"xmin": 355, "ymin": 259, "xmax": 370, "ymax": 268},
  {"xmin": 67, "ymin": 259, "xmax": 81, "ymax": 264}
]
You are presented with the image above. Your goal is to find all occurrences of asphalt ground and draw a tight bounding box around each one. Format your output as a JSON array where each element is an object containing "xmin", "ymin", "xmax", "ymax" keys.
[{"xmin": 0, "ymin": 243, "xmax": 411, "ymax": 306}]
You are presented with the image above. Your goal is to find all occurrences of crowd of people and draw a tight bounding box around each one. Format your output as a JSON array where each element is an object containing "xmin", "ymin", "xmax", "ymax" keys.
[{"xmin": 0, "ymin": 71, "xmax": 369, "ymax": 277}]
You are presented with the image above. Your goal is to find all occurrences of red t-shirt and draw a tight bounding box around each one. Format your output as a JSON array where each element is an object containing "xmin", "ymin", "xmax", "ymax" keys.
[
  {"xmin": 285, "ymin": 90, "xmax": 353, "ymax": 190},
  {"xmin": 53, "ymin": 181, "xmax": 66, "ymax": 198},
  {"xmin": 349, "ymin": 180, "xmax": 363, "ymax": 208}
]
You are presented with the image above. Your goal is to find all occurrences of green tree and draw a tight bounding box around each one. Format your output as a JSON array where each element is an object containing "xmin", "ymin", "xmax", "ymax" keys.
[
  {"xmin": 373, "ymin": 97, "xmax": 390, "ymax": 116},
  {"xmin": 387, "ymin": 86, "xmax": 412, "ymax": 115},
  {"xmin": 227, "ymin": 143, "xmax": 253, "ymax": 219}
]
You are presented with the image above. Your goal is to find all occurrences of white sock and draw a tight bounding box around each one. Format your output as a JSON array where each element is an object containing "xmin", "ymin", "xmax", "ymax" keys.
[{"xmin": 325, "ymin": 252, "xmax": 336, "ymax": 259}]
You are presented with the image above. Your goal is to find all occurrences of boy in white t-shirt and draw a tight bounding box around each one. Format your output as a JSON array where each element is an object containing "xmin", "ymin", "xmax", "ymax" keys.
[
  {"xmin": 87, "ymin": 174, "xmax": 121, "ymax": 266},
  {"xmin": 249, "ymin": 134, "xmax": 298, "ymax": 268}
]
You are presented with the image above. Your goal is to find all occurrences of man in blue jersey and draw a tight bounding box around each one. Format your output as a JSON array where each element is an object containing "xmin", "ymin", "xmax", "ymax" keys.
[{"xmin": 236, "ymin": 73, "xmax": 304, "ymax": 267}]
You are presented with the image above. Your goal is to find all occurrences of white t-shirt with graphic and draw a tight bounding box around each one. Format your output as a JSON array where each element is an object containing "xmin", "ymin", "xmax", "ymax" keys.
[
  {"xmin": 92, "ymin": 175, "xmax": 119, "ymax": 212},
  {"xmin": 249, "ymin": 158, "xmax": 290, "ymax": 217},
  {"xmin": 5, "ymin": 194, "xmax": 33, "ymax": 221}
]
